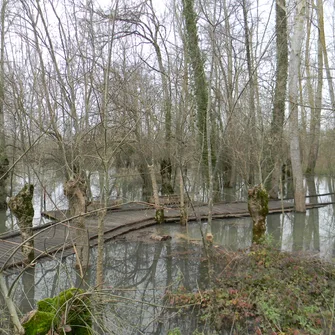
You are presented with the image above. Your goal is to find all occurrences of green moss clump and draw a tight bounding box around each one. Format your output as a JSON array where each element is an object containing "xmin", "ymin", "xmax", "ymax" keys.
[
  {"xmin": 247, "ymin": 184, "xmax": 269, "ymax": 218},
  {"xmin": 23, "ymin": 288, "xmax": 92, "ymax": 335},
  {"xmin": 37, "ymin": 297, "xmax": 55, "ymax": 313},
  {"xmin": 256, "ymin": 186, "xmax": 269, "ymax": 217},
  {"xmin": 22, "ymin": 311, "xmax": 54, "ymax": 335}
]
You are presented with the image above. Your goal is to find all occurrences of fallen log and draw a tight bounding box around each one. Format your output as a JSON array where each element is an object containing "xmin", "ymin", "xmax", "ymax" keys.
[{"xmin": 150, "ymin": 234, "xmax": 172, "ymax": 241}]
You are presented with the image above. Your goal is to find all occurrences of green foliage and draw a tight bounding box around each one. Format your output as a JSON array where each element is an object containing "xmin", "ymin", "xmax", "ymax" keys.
[
  {"xmin": 166, "ymin": 245, "xmax": 335, "ymax": 334},
  {"xmin": 23, "ymin": 288, "xmax": 92, "ymax": 335}
]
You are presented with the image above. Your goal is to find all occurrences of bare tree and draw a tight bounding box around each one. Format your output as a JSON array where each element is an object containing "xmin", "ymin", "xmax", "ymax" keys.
[
  {"xmin": 182, "ymin": 0, "xmax": 209, "ymax": 173},
  {"xmin": 306, "ymin": 0, "xmax": 323, "ymax": 174},
  {"xmin": 269, "ymin": 0, "xmax": 288, "ymax": 199},
  {"xmin": 96, "ymin": 0, "xmax": 119, "ymax": 288},
  {"xmin": 241, "ymin": 0, "xmax": 257, "ymax": 185},
  {"xmin": 288, "ymin": 0, "xmax": 306, "ymax": 212},
  {"xmin": 0, "ymin": 0, "xmax": 9, "ymax": 208}
]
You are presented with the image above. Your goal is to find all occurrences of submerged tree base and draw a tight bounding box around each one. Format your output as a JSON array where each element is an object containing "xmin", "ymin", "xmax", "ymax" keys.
[{"xmin": 166, "ymin": 243, "xmax": 335, "ymax": 334}]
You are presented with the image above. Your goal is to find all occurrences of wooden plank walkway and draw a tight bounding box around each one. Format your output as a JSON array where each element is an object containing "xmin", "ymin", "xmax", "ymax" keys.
[{"xmin": 0, "ymin": 200, "xmax": 327, "ymax": 271}]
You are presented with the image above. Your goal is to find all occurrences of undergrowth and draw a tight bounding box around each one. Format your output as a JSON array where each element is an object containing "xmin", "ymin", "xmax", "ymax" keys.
[{"xmin": 165, "ymin": 242, "xmax": 335, "ymax": 335}]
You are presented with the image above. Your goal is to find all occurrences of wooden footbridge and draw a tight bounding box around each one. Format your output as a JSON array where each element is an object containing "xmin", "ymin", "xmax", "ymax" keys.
[{"xmin": 0, "ymin": 199, "xmax": 329, "ymax": 271}]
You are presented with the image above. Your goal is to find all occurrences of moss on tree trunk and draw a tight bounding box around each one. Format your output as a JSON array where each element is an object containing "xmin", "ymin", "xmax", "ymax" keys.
[
  {"xmin": 248, "ymin": 184, "xmax": 269, "ymax": 244},
  {"xmin": 155, "ymin": 208, "xmax": 165, "ymax": 224},
  {"xmin": 8, "ymin": 184, "xmax": 34, "ymax": 264},
  {"xmin": 182, "ymin": 0, "xmax": 209, "ymax": 169}
]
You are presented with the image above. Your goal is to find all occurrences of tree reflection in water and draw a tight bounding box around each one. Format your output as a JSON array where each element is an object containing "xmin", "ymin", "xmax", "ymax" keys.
[
  {"xmin": 4, "ymin": 176, "xmax": 335, "ymax": 333},
  {"xmin": 7, "ymin": 236, "xmax": 215, "ymax": 334}
]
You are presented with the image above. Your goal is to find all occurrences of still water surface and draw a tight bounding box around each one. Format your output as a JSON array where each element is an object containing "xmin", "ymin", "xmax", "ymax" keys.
[
  {"xmin": 4, "ymin": 202, "xmax": 335, "ymax": 334},
  {"xmin": 2, "ymin": 176, "xmax": 335, "ymax": 333}
]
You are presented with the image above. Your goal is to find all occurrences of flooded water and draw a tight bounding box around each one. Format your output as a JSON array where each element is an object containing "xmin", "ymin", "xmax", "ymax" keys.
[
  {"xmin": 2, "ymin": 176, "xmax": 335, "ymax": 333},
  {"xmin": 2, "ymin": 202, "xmax": 334, "ymax": 334},
  {"xmin": 6, "ymin": 235, "xmax": 213, "ymax": 334}
]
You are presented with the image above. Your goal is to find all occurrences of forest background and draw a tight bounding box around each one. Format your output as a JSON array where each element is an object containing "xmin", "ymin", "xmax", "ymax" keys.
[
  {"xmin": 0, "ymin": 0, "xmax": 334, "ymax": 223},
  {"xmin": 0, "ymin": 0, "xmax": 335, "ymax": 333}
]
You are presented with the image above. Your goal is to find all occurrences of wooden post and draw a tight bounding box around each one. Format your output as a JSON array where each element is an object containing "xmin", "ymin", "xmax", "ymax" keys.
[{"xmin": 148, "ymin": 164, "xmax": 164, "ymax": 223}]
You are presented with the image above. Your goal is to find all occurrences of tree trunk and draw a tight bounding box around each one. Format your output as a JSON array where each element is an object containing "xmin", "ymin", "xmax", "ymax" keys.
[
  {"xmin": 306, "ymin": 0, "xmax": 323, "ymax": 174},
  {"xmin": 154, "ymin": 40, "xmax": 174, "ymax": 195},
  {"xmin": 0, "ymin": 0, "xmax": 8, "ymax": 209},
  {"xmin": 148, "ymin": 164, "xmax": 164, "ymax": 223},
  {"xmin": 317, "ymin": 0, "xmax": 335, "ymax": 117},
  {"xmin": 0, "ymin": 273, "xmax": 25, "ymax": 334},
  {"xmin": 8, "ymin": 184, "xmax": 35, "ymax": 264},
  {"xmin": 242, "ymin": 0, "xmax": 257, "ymax": 185},
  {"xmin": 221, "ymin": 0, "xmax": 236, "ymax": 189},
  {"xmin": 138, "ymin": 162, "xmax": 152, "ymax": 202},
  {"xmin": 288, "ymin": 0, "xmax": 306, "ymax": 212},
  {"xmin": 248, "ymin": 184, "xmax": 269, "ymax": 244},
  {"xmin": 96, "ymin": 0, "xmax": 118, "ymax": 288},
  {"xmin": 179, "ymin": 167, "xmax": 188, "ymax": 225},
  {"xmin": 182, "ymin": 0, "xmax": 209, "ymax": 170},
  {"xmin": 269, "ymin": 0, "xmax": 288, "ymax": 199},
  {"xmin": 64, "ymin": 176, "xmax": 89, "ymax": 272},
  {"xmin": 160, "ymin": 158, "xmax": 174, "ymax": 195}
]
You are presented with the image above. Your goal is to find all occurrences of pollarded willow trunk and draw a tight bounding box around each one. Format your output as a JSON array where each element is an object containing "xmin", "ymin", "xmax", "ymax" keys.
[
  {"xmin": 64, "ymin": 176, "xmax": 89, "ymax": 272},
  {"xmin": 8, "ymin": 184, "xmax": 35, "ymax": 264},
  {"xmin": 248, "ymin": 184, "xmax": 269, "ymax": 244}
]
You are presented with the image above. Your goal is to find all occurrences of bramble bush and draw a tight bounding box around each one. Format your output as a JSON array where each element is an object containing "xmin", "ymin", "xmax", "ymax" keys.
[{"xmin": 166, "ymin": 242, "xmax": 335, "ymax": 335}]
